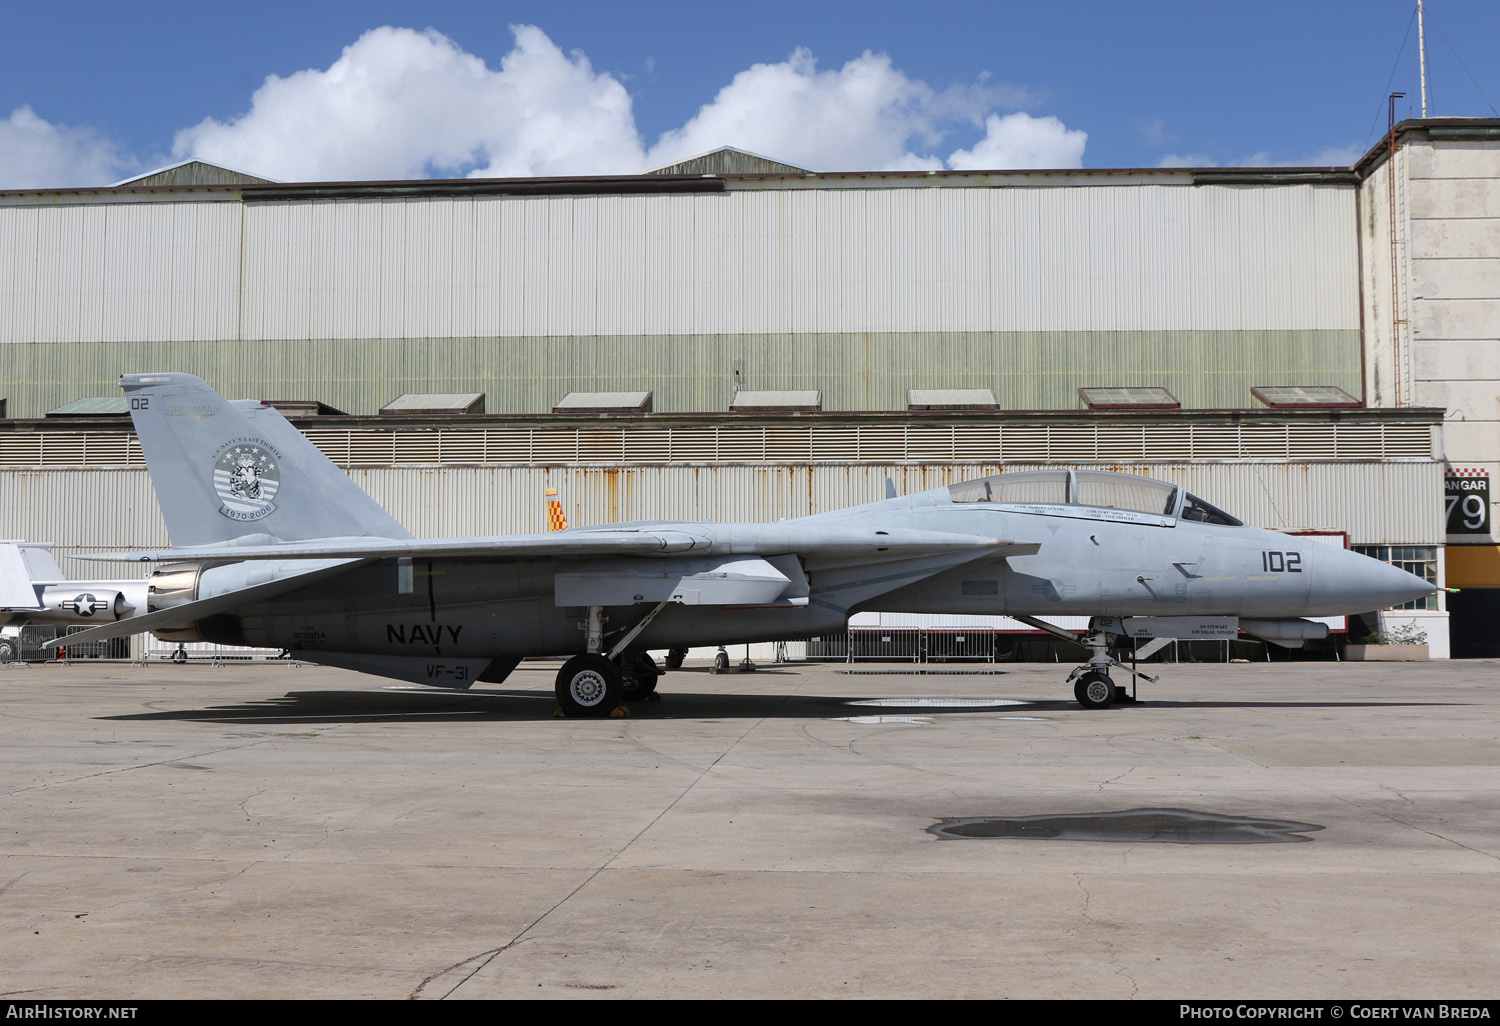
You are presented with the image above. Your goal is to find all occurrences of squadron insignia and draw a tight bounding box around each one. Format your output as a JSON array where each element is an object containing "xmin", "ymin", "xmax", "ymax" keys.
[{"xmin": 212, "ymin": 442, "xmax": 281, "ymax": 521}]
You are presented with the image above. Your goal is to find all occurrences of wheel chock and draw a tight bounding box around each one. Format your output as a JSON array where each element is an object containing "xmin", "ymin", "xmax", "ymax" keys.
[{"xmin": 609, "ymin": 706, "xmax": 631, "ymax": 718}]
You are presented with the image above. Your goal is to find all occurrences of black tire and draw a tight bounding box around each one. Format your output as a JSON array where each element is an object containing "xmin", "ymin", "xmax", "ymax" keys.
[
  {"xmin": 170, "ymin": 648, "xmax": 188, "ymax": 665},
  {"xmin": 713, "ymin": 651, "xmax": 729, "ymax": 672},
  {"xmin": 664, "ymin": 647, "xmax": 687, "ymax": 670},
  {"xmin": 621, "ymin": 653, "xmax": 660, "ymax": 700},
  {"xmin": 556, "ymin": 654, "xmax": 623, "ymax": 717},
  {"xmin": 0, "ymin": 638, "xmax": 14, "ymax": 663},
  {"xmin": 1074, "ymin": 671, "xmax": 1116, "ymax": 709}
]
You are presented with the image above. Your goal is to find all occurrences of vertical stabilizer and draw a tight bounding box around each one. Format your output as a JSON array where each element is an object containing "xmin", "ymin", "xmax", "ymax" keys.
[
  {"xmin": 0, "ymin": 544, "xmax": 43, "ymax": 608},
  {"xmin": 120, "ymin": 373, "xmax": 412, "ymax": 547}
]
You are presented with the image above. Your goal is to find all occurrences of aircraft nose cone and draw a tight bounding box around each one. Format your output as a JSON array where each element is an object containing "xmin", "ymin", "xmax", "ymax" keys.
[{"xmin": 1322, "ymin": 548, "xmax": 1435, "ymax": 612}]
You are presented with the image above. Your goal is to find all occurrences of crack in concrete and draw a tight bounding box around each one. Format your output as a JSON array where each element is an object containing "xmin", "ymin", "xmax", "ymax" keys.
[
  {"xmin": 418, "ymin": 697, "xmax": 794, "ymax": 999},
  {"xmin": 1336, "ymin": 795, "xmax": 1500, "ymax": 863},
  {"xmin": 2, "ymin": 740, "xmax": 276, "ymax": 796},
  {"xmin": 1074, "ymin": 873, "xmax": 1139, "ymax": 998},
  {"xmin": 410, "ymin": 944, "xmax": 512, "ymax": 1000}
]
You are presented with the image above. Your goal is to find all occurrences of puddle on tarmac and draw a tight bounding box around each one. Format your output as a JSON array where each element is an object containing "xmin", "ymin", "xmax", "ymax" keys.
[
  {"xmin": 846, "ymin": 697, "xmax": 1030, "ymax": 708},
  {"xmin": 928, "ymin": 808, "xmax": 1324, "ymax": 844},
  {"xmin": 831, "ymin": 715, "xmax": 935, "ymax": 725}
]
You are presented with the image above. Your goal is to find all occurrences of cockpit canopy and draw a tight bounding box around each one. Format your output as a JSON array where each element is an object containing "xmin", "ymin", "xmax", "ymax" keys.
[{"xmin": 947, "ymin": 469, "xmax": 1242, "ymax": 526}]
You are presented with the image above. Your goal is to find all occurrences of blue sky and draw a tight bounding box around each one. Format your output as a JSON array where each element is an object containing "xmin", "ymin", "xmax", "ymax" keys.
[{"xmin": 3, "ymin": 1, "xmax": 1497, "ymax": 187}]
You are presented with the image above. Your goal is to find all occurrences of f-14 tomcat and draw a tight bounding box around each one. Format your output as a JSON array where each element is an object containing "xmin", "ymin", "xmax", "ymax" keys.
[{"xmin": 60, "ymin": 373, "xmax": 1435, "ymax": 712}]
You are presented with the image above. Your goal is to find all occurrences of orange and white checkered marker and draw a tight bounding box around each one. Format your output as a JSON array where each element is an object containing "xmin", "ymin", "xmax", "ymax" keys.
[{"xmin": 545, "ymin": 487, "xmax": 568, "ymax": 532}]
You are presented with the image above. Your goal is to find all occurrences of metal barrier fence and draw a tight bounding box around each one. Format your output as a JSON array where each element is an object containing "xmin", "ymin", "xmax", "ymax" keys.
[{"xmin": 805, "ymin": 630, "xmax": 1326, "ymax": 664}]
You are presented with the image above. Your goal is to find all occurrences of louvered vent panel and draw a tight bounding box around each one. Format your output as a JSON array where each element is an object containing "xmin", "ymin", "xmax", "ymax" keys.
[
  {"xmin": 0, "ymin": 436, "xmax": 44, "ymax": 465},
  {"xmin": 764, "ymin": 428, "xmax": 812, "ymax": 462},
  {"xmin": 951, "ymin": 426, "xmax": 1002, "ymax": 461},
  {"xmin": 623, "ymin": 430, "xmax": 673, "ymax": 463},
  {"xmin": 905, "ymin": 426, "xmax": 954, "ymax": 461},
  {"xmin": 1044, "ymin": 426, "xmax": 1097, "ymax": 460},
  {"xmin": 437, "ymin": 431, "xmax": 487, "ymax": 463},
  {"xmin": 668, "ymin": 429, "xmax": 720, "ymax": 462},
  {"xmin": 1382, "ymin": 425, "xmax": 1435, "ymax": 458},
  {"xmin": 1187, "ymin": 425, "xmax": 1241, "ymax": 460},
  {"xmin": 41, "ymin": 436, "xmax": 88, "ymax": 464},
  {"xmin": 306, "ymin": 431, "xmax": 351, "ymax": 464},
  {"xmin": 1293, "ymin": 426, "xmax": 1339, "ymax": 460},
  {"xmin": 810, "ymin": 427, "xmax": 860, "ymax": 461},
  {"xmin": 1238, "ymin": 425, "xmax": 1290, "ymax": 459},
  {"xmin": 577, "ymin": 430, "xmax": 625, "ymax": 463},
  {"xmin": 1094, "ymin": 425, "xmax": 1146, "ymax": 460},
  {"xmin": 716, "ymin": 428, "xmax": 767, "ymax": 462},
  {"xmin": 392, "ymin": 432, "xmax": 442, "ymax": 464},
  {"xmin": 482, "ymin": 430, "xmax": 532, "ymax": 463},
  {"xmin": 1142, "ymin": 426, "xmax": 1189, "ymax": 460},
  {"xmin": 999, "ymin": 428, "xmax": 1051, "ymax": 461},
  {"xmin": 855, "ymin": 427, "xmax": 907, "ymax": 462},
  {"xmin": 529, "ymin": 432, "xmax": 580, "ymax": 464},
  {"xmin": 347, "ymin": 433, "xmax": 396, "ymax": 465}
]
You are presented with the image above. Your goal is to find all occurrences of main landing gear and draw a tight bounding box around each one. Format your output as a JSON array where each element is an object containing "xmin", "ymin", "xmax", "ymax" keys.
[{"xmin": 554, "ymin": 603, "xmax": 668, "ymax": 718}]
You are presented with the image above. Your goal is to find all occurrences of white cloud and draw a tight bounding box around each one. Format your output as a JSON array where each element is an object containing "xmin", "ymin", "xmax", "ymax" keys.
[
  {"xmin": 0, "ymin": 106, "xmax": 131, "ymax": 188},
  {"xmin": 648, "ymin": 48, "xmax": 946, "ymax": 171},
  {"xmin": 173, "ymin": 25, "xmax": 646, "ymax": 181},
  {"xmin": 646, "ymin": 49, "xmax": 1061, "ymax": 173},
  {"xmin": 946, "ymin": 112, "xmax": 1087, "ymax": 170},
  {"xmin": 5, "ymin": 26, "xmax": 1086, "ymax": 187}
]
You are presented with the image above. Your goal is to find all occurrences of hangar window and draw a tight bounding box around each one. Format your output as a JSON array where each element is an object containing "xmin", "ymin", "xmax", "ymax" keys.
[
  {"xmin": 1078, "ymin": 386, "xmax": 1180, "ymax": 410},
  {"xmin": 1251, "ymin": 385, "xmax": 1359, "ymax": 409}
]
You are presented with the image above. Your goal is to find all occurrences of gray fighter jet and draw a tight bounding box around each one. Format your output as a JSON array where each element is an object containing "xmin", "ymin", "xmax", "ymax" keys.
[{"xmin": 60, "ymin": 373, "xmax": 1435, "ymax": 711}]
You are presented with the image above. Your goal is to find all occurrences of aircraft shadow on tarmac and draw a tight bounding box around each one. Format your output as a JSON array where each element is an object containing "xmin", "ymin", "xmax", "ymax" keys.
[{"xmin": 98, "ymin": 683, "xmax": 1455, "ymax": 725}]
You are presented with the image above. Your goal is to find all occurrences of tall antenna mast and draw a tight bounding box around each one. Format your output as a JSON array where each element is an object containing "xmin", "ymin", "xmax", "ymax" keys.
[{"xmin": 1417, "ymin": 0, "xmax": 1429, "ymax": 116}]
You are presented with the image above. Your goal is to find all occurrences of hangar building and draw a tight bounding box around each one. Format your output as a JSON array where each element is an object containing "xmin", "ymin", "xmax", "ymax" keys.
[{"xmin": 2, "ymin": 119, "xmax": 1496, "ymax": 657}]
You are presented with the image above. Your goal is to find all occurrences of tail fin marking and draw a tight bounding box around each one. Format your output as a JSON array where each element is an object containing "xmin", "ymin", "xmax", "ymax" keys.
[{"xmin": 120, "ymin": 373, "xmax": 412, "ymax": 548}]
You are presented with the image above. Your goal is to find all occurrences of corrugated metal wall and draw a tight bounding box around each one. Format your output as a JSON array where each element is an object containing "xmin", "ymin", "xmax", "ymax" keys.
[
  {"xmin": 0, "ymin": 181, "xmax": 1361, "ymax": 415},
  {"xmin": 0, "ymin": 461, "xmax": 1443, "ymax": 579},
  {"xmin": 0, "ymin": 329, "xmax": 1362, "ymax": 418},
  {"xmin": 2, "ymin": 186, "xmax": 1357, "ymax": 342}
]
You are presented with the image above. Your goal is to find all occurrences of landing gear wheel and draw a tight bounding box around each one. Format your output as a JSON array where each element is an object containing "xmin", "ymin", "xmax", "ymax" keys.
[
  {"xmin": 170, "ymin": 646, "xmax": 188, "ymax": 665},
  {"xmin": 556, "ymin": 654, "xmax": 624, "ymax": 718},
  {"xmin": 712, "ymin": 649, "xmax": 730, "ymax": 673},
  {"xmin": 664, "ymin": 647, "xmax": 687, "ymax": 670},
  {"xmin": 1074, "ymin": 671, "xmax": 1116, "ymax": 709},
  {"xmin": 621, "ymin": 653, "xmax": 661, "ymax": 701},
  {"xmin": 0, "ymin": 639, "xmax": 14, "ymax": 663}
]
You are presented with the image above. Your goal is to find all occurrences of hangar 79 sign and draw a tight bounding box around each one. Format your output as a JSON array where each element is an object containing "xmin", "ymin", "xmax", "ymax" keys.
[{"xmin": 1445, "ymin": 468, "xmax": 1490, "ymax": 537}]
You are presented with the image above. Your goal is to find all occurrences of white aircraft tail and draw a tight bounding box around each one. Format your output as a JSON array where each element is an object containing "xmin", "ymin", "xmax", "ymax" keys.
[{"xmin": 119, "ymin": 373, "xmax": 412, "ymax": 548}]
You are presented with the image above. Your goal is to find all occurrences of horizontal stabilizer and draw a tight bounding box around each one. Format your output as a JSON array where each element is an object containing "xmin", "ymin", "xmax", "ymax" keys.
[{"xmin": 47, "ymin": 558, "xmax": 365, "ymax": 647}]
